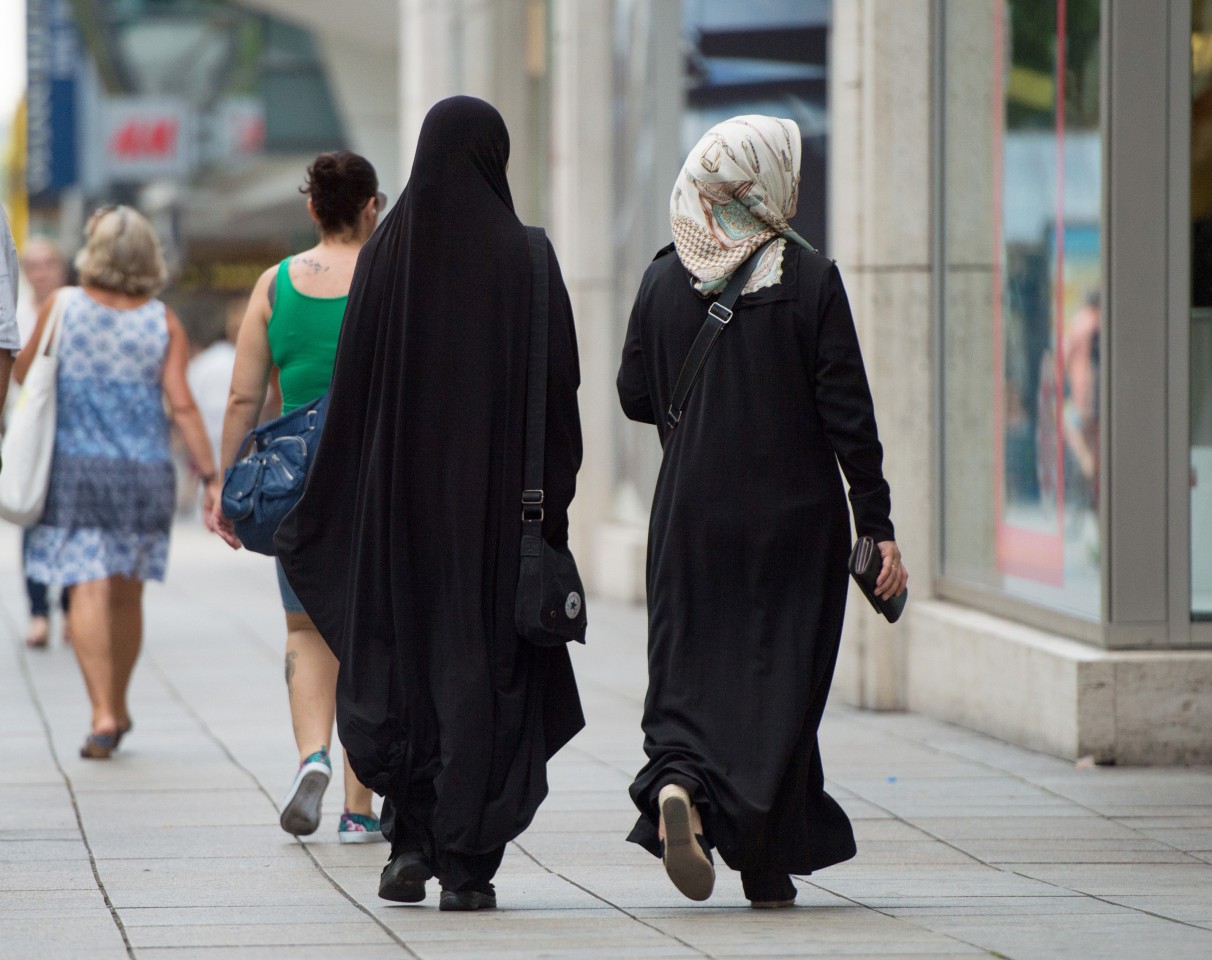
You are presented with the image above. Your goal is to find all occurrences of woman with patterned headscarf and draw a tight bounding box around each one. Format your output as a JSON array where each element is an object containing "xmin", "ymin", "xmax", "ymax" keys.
[{"xmin": 617, "ymin": 116, "xmax": 907, "ymax": 907}]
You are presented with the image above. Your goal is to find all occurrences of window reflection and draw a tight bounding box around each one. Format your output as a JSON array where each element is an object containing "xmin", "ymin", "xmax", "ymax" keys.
[
  {"xmin": 1190, "ymin": 1, "xmax": 1212, "ymax": 617},
  {"xmin": 942, "ymin": 0, "xmax": 1102, "ymax": 618}
]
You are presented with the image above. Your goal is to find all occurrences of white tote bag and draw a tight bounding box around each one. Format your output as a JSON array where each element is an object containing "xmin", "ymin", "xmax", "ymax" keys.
[{"xmin": 0, "ymin": 291, "xmax": 67, "ymax": 526}]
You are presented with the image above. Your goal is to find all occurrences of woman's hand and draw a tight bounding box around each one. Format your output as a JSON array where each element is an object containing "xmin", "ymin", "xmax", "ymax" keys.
[
  {"xmin": 207, "ymin": 494, "xmax": 242, "ymax": 550},
  {"xmin": 875, "ymin": 540, "xmax": 908, "ymax": 600}
]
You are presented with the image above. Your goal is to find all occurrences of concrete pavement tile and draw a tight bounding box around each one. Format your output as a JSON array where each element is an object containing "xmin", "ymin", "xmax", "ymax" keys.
[
  {"xmin": 850, "ymin": 820, "xmax": 936, "ymax": 842},
  {"xmin": 77, "ymin": 788, "xmax": 278, "ymax": 829},
  {"xmin": 366, "ymin": 913, "xmax": 678, "ymax": 944},
  {"xmin": 824, "ymin": 761, "xmax": 1006, "ymax": 780},
  {"xmin": 0, "ymin": 786, "xmax": 77, "ymax": 831},
  {"xmin": 136, "ymin": 948, "xmax": 406, "ymax": 959},
  {"xmin": 706, "ymin": 955, "xmax": 984, "ymax": 960},
  {"xmin": 511, "ymin": 833, "xmax": 654, "ymax": 867},
  {"xmin": 1100, "ymin": 895, "xmax": 1212, "ymax": 924},
  {"xmin": 838, "ymin": 776, "xmax": 1052, "ymax": 799},
  {"xmin": 307, "ymin": 839, "xmax": 392, "ymax": 868},
  {"xmin": 66, "ymin": 758, "xmax": 256, "ymax": 793},
  {"xmin": 369, "ymin": 906, "xmax": 616, "ymax": 933},
  {"xmin": 116, "ymin": 903, "xmax": 367, "ymax": 926},
  {"xmin": 836, "ymin": 798, "xmax": 896, "ymax": 820},
  {"xmin": 407, "ymin": 943, "xmax": 700, "ymax": 960},
  {"xmin": 961, "ymin": 838, "xmax": 1201, "ymax": 863},
  {"xmin": 809, "ymin": 867, "xmax": 1071, "ymax": 900},
  {"xmin": 1113, "ymin": 817, "xmax": 1212, "ymax": 835},
  {"xmin": 0, "ymin": 838, "xmax": 89, "ymax": 861},
  {"xmin": 907, "ymin": 815, "xmax": 1139, "ymax": 840},
  {"xmin": 643, "ymin": 908, "xmax": 976, "ymax": 957},
  {"xmin": 865, "ymin": 801, "xmax": 1089, "ymax": 819},
  {"xmin": 911, "ymin": 911, "xmax": 1212, "ymax": 960},
  {"xmin": 1090, "ymin": 805, "xmax": 1212, "ymax": 818},
  {"xmin": 532, "ymin": 789, "xmax": 633, "ymax": 813},
  {"xmin": 87, "ymin": 824, "xmax": 308, "ymax": 860},
  {"xmin": 525, "ymin": 808, "xmax": 638, "ymax": 833},
  {"xmin": 880, "ymin": 895, "xmax": 1126, "ymax": 917},
  {"xmin": 0, "ymin": 888, "xmax": 108, "ymax": 917},
  {"xmin": 127, "ymin": 921, "xmax": 395, "ymax": 948},
  {"xmin": 98, "ymin": 857, "xmax": 342, "ymax": 909},
  {"xmin": 0, "ymin": 914, "xmax": 129, "ymax": 960},
  {"xmin": 1006, "ymin": 862, "xmax": 1212, "ymax": 896},
  {"xmin": 0, "ymin": 859, "xmax": 98, "ymax": 891},
  {"xmin": 848, "ymin": 842, "xmax": 979, "ymax": 866}
]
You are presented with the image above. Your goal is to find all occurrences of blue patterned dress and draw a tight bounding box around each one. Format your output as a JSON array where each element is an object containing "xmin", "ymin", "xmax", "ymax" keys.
[{"xmin": 25, "ymin": 288, "xmax": 175, "ymax": 585}]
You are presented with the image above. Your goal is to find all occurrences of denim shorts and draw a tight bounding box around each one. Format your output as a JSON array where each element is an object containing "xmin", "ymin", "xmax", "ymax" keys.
[{"xmin": 275, "ymin": 558, "xmax": 306, "ymax": 614}]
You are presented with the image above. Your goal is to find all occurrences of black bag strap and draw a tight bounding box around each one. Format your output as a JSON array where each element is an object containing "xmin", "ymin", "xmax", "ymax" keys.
[
  {"xmin": 665, "ymin": 237, "xmax": 778, "ymax": 429},
  {"xmin": 522, "ymin": 227, "xmax": 549, "ymax": 529}
]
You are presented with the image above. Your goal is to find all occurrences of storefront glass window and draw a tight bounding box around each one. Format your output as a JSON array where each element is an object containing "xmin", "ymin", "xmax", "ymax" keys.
[
  {"xmin": 1191, "ymin": 2, "xmax": 1212, "ymax": 618},
  {"xmin": 941, "ymin": 0, "xmax": 1102, "ymax": 619}
]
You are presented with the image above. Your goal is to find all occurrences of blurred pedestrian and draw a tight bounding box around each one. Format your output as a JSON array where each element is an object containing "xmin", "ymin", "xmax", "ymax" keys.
[
  {"xmin": 13, "ymin": 236, "xmax": 72, "ymax": 648},
  {"xmin": 616, "ymin": 116, "xmax": 908, "ymax": 907},
  {"xmin": 208, "ymin": 151, "xmax": 387, "ymax": 844},
  {"xmin": 187, "ymin": 297, "xmax": 243, "ymax": 471},
  {"xmin": 15, "ymin": 205, "xmax": 219, "ymax": 759},
  {"xmin": 0, "ymin": 205, "xmax": 18, "ymax": 409},
  {"xmin": 276, "ymin": 97, "xmax": 584, "ymax": 911}
]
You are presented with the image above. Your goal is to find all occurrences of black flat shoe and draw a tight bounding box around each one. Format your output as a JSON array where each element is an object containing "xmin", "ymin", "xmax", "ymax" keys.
[
  {"xmin": 658, "ymin": 784, "xmax": 715, "ymax": 901},
  {"xmin": 439, "ymin": 883, "xmax": 496, "ymax": 911},
  {"xmin": 378, "ymin": 851, "xmax": 432, "ymax": 903},
  {"xmin": 741, "ymin": 870, "xmax": 796, "ymax": 908}
]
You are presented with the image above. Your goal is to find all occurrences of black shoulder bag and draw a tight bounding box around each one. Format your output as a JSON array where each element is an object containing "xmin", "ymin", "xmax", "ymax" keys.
[
  {"xmin": 666, "ymin": 237, "xmax": 777, "ymax": 429},
  {"xmin": 515, "ymin": 227, "xmax": 588, "ymax": 647}
]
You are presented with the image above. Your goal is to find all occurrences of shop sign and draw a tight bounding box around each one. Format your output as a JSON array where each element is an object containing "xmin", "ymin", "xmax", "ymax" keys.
[{"xmin": 99, "ymin": 97, "xmax": 196, "ymax": 182}]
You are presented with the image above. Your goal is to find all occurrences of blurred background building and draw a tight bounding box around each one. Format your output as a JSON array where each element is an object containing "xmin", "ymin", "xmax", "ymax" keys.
[{"xmin": 3, "ymin": 0, "xmax": 1210, "ymax": 764}]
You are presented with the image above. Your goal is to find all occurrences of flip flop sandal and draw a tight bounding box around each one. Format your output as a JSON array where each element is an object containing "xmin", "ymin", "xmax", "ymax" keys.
[
  {"xmin": 80, "ymin": 732, "xmax": 119, "ymax": 759},
  {"xmin": 658, "ymin": 784, "xmax": 715, "ymax": 901},
  {"xmin": 114, "ymin": 720, "xmax": 133, "ymax": 749}
]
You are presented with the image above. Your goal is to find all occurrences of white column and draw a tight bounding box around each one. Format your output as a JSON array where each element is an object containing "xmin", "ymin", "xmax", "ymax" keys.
[
  {"xmin": 829, "ymin": 0, "xmax": 935, "ymax": 710},
  {"xmin": 549, "ymin": 0, "xmax": 616, "ymax": 589},
  {"xmin": 399, "ymin": 0, "xmax": 460, "ymax": 170}
]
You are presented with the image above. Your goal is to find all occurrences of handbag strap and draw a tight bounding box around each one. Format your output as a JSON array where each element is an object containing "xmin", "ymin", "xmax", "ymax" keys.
[
  {"xmin": 665, "ymin": 237, "xmax": 778, "ymax": 429},
  {"xmin": 521, "ymin": 226, "xmax": 549, "ymax": 534}
]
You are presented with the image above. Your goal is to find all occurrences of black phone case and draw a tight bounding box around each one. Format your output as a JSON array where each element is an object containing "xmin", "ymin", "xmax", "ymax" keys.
[{"xmin": 848, "ymin": 536, "xmax": 907, "ymax": 623}]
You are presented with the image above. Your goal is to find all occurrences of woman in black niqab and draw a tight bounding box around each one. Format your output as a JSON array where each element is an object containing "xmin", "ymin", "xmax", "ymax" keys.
[{"xmin": 277, "ymin": 96, "xmax": 584, "ymax": 909}]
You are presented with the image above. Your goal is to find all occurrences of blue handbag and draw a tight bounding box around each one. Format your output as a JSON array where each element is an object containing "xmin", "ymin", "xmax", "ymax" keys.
[{"xmin": 220, "ymin": 393, "xmax": 329, "ymax": 555}]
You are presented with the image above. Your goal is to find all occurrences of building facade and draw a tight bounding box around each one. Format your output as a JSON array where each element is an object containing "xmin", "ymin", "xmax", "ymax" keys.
[{"xmin": 235, "ymin": 0, "xmax": 1211, "ymax": 763}]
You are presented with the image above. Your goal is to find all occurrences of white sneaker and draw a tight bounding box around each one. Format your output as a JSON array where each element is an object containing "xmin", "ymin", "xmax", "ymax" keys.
[{"xmin": 280, "ymin": 747, "xmax": 332, "ymax": 836}]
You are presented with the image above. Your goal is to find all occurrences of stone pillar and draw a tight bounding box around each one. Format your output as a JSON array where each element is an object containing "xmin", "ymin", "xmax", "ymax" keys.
[
  {"xmin": 318, "ymin": 33, "xmax": 402, "ymax": 194},
  {"xmin": 549, "ymin": 0, "xmax": 616, "ymax": 586},
  {"xmin": 398, "ymin": 0, "xmax": 543, "ymax": 219},
  {"xmin": 828, "ymin": 0, "xmax": 935, "ymax": 710},
  {"xmin": 399, "ymin": 0, "xmax": 461, "ymax": 170},
  {"xmin": 597, "ymin": 0, "xmax": 683, "ymax": 602}
]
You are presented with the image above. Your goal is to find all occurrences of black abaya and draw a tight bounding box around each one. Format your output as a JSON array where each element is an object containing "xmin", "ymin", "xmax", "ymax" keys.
[
  {"xmin": 276, "ymin": 97, "xmax": 584, "ymax": 883},
  {"xmin": 617, "ymin": 243, "xmax": 893, "ymax": 875}
]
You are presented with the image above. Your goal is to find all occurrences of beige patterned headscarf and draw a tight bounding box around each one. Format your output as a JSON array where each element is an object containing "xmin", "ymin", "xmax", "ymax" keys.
[{"xmin": 671, "ymin": 115, "xmax": 815, "ymax": 296}]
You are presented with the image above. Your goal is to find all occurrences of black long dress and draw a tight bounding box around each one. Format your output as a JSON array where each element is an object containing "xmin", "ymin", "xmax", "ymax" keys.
[
  {"xmin": 616, "ymin": 241, "xmax": 894, "ymax": 876},
  {"xmin": 276, "ymin": 97, "xmax": 584, "ymax": 886}
]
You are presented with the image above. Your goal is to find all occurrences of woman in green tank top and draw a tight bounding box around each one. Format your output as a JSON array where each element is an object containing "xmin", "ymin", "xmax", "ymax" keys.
[{"xmin": 209, "ymin": 151, "xmax": 388, "ymax": 843}]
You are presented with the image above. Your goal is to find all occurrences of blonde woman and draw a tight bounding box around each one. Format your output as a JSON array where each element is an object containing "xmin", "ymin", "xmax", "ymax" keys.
[{"xmin": 16, "ymin": 205, "xmax": 219, "ymax": 759}]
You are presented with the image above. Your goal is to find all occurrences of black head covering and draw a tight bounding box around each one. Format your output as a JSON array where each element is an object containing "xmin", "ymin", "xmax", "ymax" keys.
[{"xmin": 277, "ymin": 96, "xmax": 583, "ymax": 866}]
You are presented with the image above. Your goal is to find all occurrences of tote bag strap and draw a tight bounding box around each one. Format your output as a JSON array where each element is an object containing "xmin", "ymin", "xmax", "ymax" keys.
[{"xmin": 33, "ymin": 288, "xmax": 68, "ymax": 359}]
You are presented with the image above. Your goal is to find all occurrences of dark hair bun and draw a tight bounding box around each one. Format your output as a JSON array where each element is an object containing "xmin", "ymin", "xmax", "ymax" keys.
[{"xmin": 301, "ymin": 151, "xmax": 380, "ymax": 235}]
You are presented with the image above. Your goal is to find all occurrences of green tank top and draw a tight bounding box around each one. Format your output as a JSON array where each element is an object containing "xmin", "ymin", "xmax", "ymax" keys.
[{"xmin": 267, "ymin": 257, "xmax": 347, "ymax": 413}]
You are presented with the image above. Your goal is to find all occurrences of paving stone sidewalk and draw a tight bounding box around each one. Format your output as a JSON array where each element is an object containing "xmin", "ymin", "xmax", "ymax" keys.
[{"xmin": 2, "ymin": 522, "xmax": 1212, "ymax": 960}]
